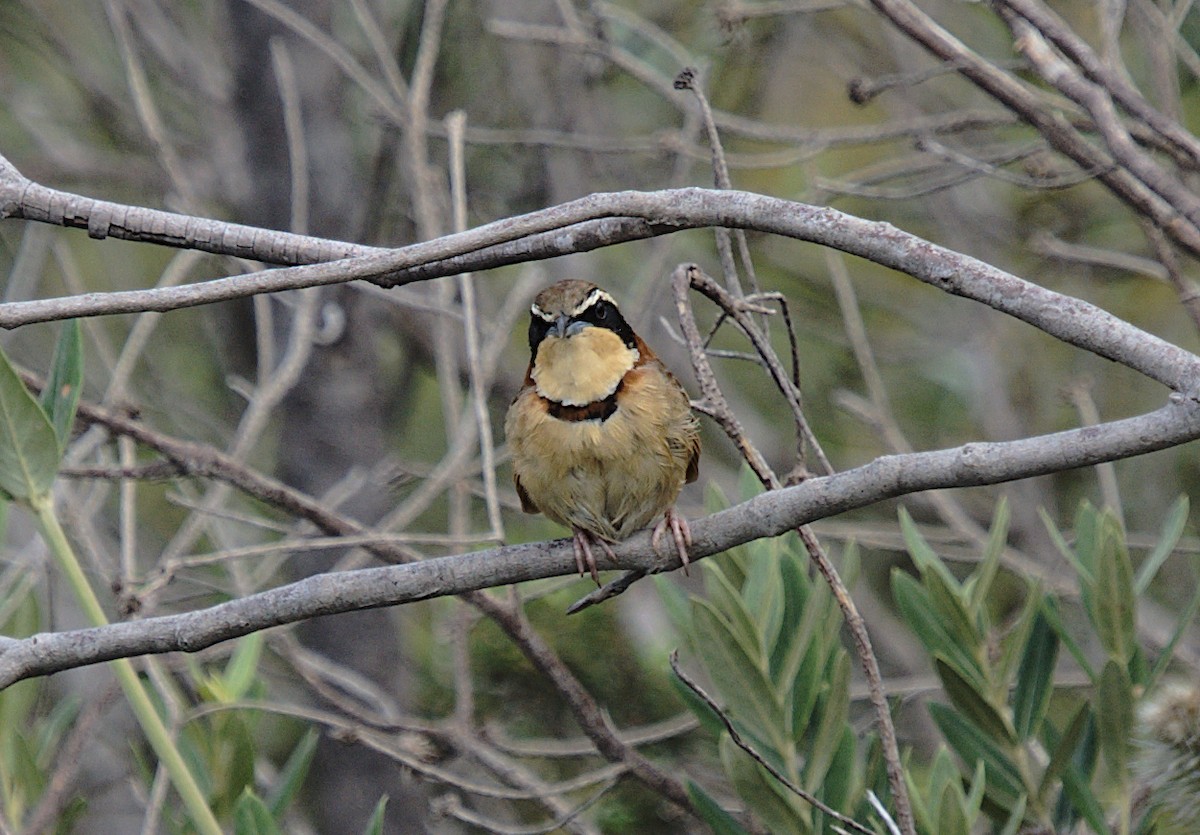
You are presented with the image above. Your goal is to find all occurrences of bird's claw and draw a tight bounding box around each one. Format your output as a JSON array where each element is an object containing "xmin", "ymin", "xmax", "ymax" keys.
[
  {"xmin": 652, "ymin": 507, "xmax": 692, "ymax": 575},
  {"xmin": 572, "ymin": 528, "xmax": 616, "ymax": 586}
]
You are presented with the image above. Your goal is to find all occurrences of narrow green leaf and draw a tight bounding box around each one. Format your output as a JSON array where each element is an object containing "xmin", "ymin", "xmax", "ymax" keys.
[
  {"xmin": 267, "ymin": 729, "xmax": 319, "ymax": 818},
  {"xmin": 1037, "ymin": 702, "xmax": 1089, "ymax": 801},
  {"xmin": 222, "ymin": 632, "xmax": 265, "ymax": 701},
  {"xmin": 1092, "ymin": 512, "xmax": 1136, "ymax": 664},
  {"xmin": 803, "ymin": 653, "xmax": 850, "ymax": 793},
  {"xmin": 719, "ymin": 734, "xmax": 809, "ymax": 834},
  {"xmin": 935, "ymin": 657, "xmax": 1015, "ymax": 744},
  {"xmin": 361, "ymin": 795, "xmax": 389, "ymax": 835},
  {"xmin": 703, "ymin": 563, "xmax": 765, "ymax": 664},
  {"xmin": 966, "ymin": 499, "xmax": 1009, "ymax": 611},
  {"xmin": 1044, "ymin": 707, "xmax": 1107, "ymax": 834},
  {"xmin": 741, "ymin": 546, "xmax": 783, "ymax": 650},
  {"xmin": 1011, "ymin": 609, "xmax": 1059, "ymax": 740},
  {"xmin": 937, "ymin": 778, "xmax": 970, "ymax": 835},
  {"xmin": 233, "ymin": 788, "xmax": 280, "ymax": 835},
  {"xmin": 1135, "ymin": 495, "xmax": 1188, "ymax": 595},
  {"xmin": 820, "ymin": 725, "xmax": 857, "ymax": 815},
  {"xmin": 692, "ymin": 600, "xmax": 782, "ymax": 740},
  {"xmin": 1149, "ymin": 567, "xmax": 1200, "ymax": 686},
  {"xmin": 928, "ymin": 703, "xmax": 1025, "ymax": 806},
  {"xmin": 0, "ymin": 346, "xmax": 60, "ymax": 500},
  {"xmin": 687, "ymin": 780, "xmax": 753, "ymax": 835},
  {"xmin": 926, "ymin": 747, "xmax": 961, "ymax": 822},
  {"xmin": 1073, "ymin": 501, "xmax": 1100, "ymax": 574},
  {"xmin": 1039, "ymin": 507, "xmax": 1093, "ymax": 584},
  {"xmin": 40, "ymin": 319, "xmax": 82, "ymax": 451},
  {"xmin": 1096, "ymin": 659, "xmax": 1133, "ymax": 777},
  {"xmin": 1057, "ymin": 757, "xmax": 1108, "ymax": 834},
  {"xmin": 997, "ymin": 795, "xmax": 1028, "ymax": 835},
  {"xmin": 900, "ymin": 506, "xmax": 964, "ymax": 597},
  {"xmin": 1040, "ymin": 596, "xmax": 1096, "ymax": 682},
  {"xmin": 994, "ymin": 590, "xmax": 1039, "ymax": 694},
  {"xmin": 963, "ymin": 758, "xmax": 987, "ymax": 822},
  {"xmin": 893, "ymin": 570, "xmax": 988, "ymax": 693},
  {"xmin": 767, "ymin": 547, "xmax": 811, "ymax": 682},
  {"xmin": 922, "ymin": 565, "xmax": 985, "ymax": 675}
]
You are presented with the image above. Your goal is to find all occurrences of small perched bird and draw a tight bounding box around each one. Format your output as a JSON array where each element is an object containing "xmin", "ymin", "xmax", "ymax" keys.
[{"xmin": 506, "ymin": 280, "xmax": 700, "ymax": 584}]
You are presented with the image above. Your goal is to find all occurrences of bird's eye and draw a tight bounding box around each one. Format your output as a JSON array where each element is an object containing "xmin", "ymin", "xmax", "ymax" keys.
[{"xmin": 594, "ymin": 303, "xmax": 608, "ymax": 320}]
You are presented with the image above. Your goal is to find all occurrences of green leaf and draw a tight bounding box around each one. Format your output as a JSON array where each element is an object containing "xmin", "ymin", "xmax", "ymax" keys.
[
  {"xmin": 900, "ymin": 507, "xmax": 964, "ymax": 597},
  {"xmin": 893, "ymin": 570, "xmax": 988, "ymax": 693},
  {"xmin": 996, "ymin": 795, "xmax": 1028, "ymax": 835},
  {"xmin": 719, "ymin": 734, "xmax": 808, "ymax": 834},
  {"xmin": 1040, "ymin": 596, "xmax": 1096, "ymax": 682},
  {"xmin": 1096, "ymin": 659, "xmax": 1133, "ymax": 777},
  {"xmin": 937, "ymin": 777, "xmax": 970, "ymax": 835},
  {"xmin": 803, "ymin": 652, "xmax": 850, "ymax": 793},
  {"xmin": 1057, "ymin": 754, "xmax": 1107, "ymax": 834},
  {"xmin": 692, "ymin": 600, "xmax": 782, "ymax": 741},
  {"xmin": 767, "ymin": 547, "xmax": 811, "ymax": 682},
  {"xmin": 1039, "ymin": 507, "xmax": 1093, "ymax": 585},
  {"xmin": 222, "ymin": 632, "xmax": 265, "ymax": 701},
  {"xmin": 0, "ymin": 345, "xmax": 60, "ymax": 501},
  {"xmin": 1092, "ymin": 512, "xmax": 1136, "ymax": 664},
  {"xmin": 233, "ymin": 788, "xmax": 280, "ymax": 835},
  {"xmin": 686, "ymin": 780, "xmax": 753, "ymax": 835},
  {"xmin": 966, "ymin": 499, "xmax": 1009, "ymax": 611},
  {"xmin": 668, "ymin": 666, "xmax": 729, "ymax": 740},
  {"xmin": 743, "ymin": 550, "xmax": 783, "ymax": 650},
  {"xmin": 820, "ymin": 725, "xmax": 857, "ymax": 815},
  {"xmin": 39, "ymin": 319, "xmax": 82, "ymax": 451},
  {"xmin": 1011, "ymin": 609, "xmax": 1059, "ymax": 740},
  {"xmin": 1038, "ymin": 701, "xmax": 1089, "ymax": 801},
  {"xmin": 267, "ymin": 728, "xmax": 319, "ymax": 818},
  {"xmin": 935, "ymin": 657, "xmax": 1015, "ymax": 744},
  {"xmin": 361, "ymin": 795, "xmax": 389, "ymax": 835},
  {"xmin": 1135, "ymin": 495, "xmax": 1188, "ymax": 595},
  {"xmin": 1149, "ymin": 566, "xmax": 1200, "ymax": 685},
  {"xmin": 703, "ymin": 563, "xmax": 764, "ymax": 664},
  {"xmin": 928, "ymin": 703, "xmax": 1025, "ymax": 807}
]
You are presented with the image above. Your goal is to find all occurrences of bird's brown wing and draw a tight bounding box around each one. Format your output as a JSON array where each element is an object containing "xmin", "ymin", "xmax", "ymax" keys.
[
  {"xmin": 636, "ymin": 336, "xmax": 701, "ymax": 485},
  {"xmin": 514, "ymin": 474, "xmax": 541, "ymax": 514}
]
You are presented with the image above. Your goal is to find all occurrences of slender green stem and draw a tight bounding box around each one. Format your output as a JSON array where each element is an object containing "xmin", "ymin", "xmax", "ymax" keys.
[{"xmin": 31, "ymin": 495, "xmax": 223, "ymax": 835}]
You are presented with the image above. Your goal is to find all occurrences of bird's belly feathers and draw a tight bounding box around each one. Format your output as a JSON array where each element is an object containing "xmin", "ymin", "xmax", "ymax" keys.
[{"xmin": 506, "ymin": 371, "xmax": 695, "ymax": 541}]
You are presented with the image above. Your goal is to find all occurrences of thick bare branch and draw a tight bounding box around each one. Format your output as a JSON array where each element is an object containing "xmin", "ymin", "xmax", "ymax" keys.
[
  {"xmin": 0, "ymin": 162, "xmax": 1195, "ymax": 396},
  {"xmin": 3, "ymin": 390, "xmax": 1200, "ymax": 689}
]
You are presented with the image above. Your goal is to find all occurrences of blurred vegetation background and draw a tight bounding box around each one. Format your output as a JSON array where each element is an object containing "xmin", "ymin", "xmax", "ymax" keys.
[{"xmin": 1, "ymin": 1, "xmax": 1199, "ymax": 833}]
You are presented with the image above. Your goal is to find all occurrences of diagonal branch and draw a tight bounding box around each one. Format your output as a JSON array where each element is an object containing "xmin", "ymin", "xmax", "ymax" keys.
[
  {"xmin": 1, "ymin": 157, "xmax": 1195, "ymax": 396},
  {"xmin": 3, "ymin": 390, "xmax": 1200, "ymax": 690}
]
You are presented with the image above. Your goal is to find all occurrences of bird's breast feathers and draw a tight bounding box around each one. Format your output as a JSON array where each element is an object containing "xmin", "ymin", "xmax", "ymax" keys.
[
  {"xmin": 530, "ymin": 327, "xmax": 638, "ymax": 406},
  {"xmin": 507, "ymin": 360, "xmax": 699, "ymax": 538}
]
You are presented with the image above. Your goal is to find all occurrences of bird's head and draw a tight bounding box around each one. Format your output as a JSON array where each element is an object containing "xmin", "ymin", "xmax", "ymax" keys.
[{"xmin": 527, "ymin": 280, "xmax": 640, "ymax": 406}]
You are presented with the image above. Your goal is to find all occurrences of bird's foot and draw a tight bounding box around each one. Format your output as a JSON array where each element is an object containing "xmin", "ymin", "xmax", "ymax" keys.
[
  {"xmin": 651, "ymin": 507, "xmax": 693, "ymax": 575},
  {"xmin": 572, "ymin": 527, "xmax": 617, "ymax": 586}
]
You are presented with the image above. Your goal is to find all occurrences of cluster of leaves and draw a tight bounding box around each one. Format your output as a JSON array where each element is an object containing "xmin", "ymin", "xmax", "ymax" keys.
[
  {"xmin": 0, "ymin": 328, "xmax": 390, "ymax": 834},
  {"xmin": 658, "ymin": 476, "xmax": 886, "ymax": 834},
  {"xmin": 660, "ymin": 473, "xmax": 1197, "ymax": 835},
  {"xmin": 895, "ymin": 497, "xmax": 1195, "ymax": 835}
]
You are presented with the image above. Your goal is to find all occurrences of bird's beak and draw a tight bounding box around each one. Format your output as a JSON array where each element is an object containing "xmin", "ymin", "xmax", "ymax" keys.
[
  {"xmin": 551, "ymin": 314, "xmax": 589, "ymax": 338},
  {"xmin": 551, "ymin": 314, "xmax": 570, "ymax": 338}
]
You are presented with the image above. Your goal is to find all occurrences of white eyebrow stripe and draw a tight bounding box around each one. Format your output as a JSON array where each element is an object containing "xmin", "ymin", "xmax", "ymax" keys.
[
  {"xmin": 530, "ymin": 303, "xmax": 556, "ymax": 322},
  {"xmin": 571, "ymin": 288, "xmax": 617, "ymax": 316}
]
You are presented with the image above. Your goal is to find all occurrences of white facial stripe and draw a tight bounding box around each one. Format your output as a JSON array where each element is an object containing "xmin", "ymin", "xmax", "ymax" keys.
[
  {"xmin": 570, "ymin": 288, "xmax": 618, "ymax": 317},
  {"xmin": 531, "ymin": 303, "xmax": 556, "ymax": 322}
]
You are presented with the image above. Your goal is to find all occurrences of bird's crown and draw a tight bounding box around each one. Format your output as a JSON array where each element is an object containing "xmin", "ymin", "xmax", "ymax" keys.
[{"xmin": 530, "ymin": 280, "xmax": 616, "ymax": 321}]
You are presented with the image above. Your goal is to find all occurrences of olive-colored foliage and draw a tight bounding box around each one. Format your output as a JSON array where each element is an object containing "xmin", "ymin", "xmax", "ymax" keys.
[{"xmin": 896, "ymin": 499, "xmax": 1195, "ymax": 835}]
